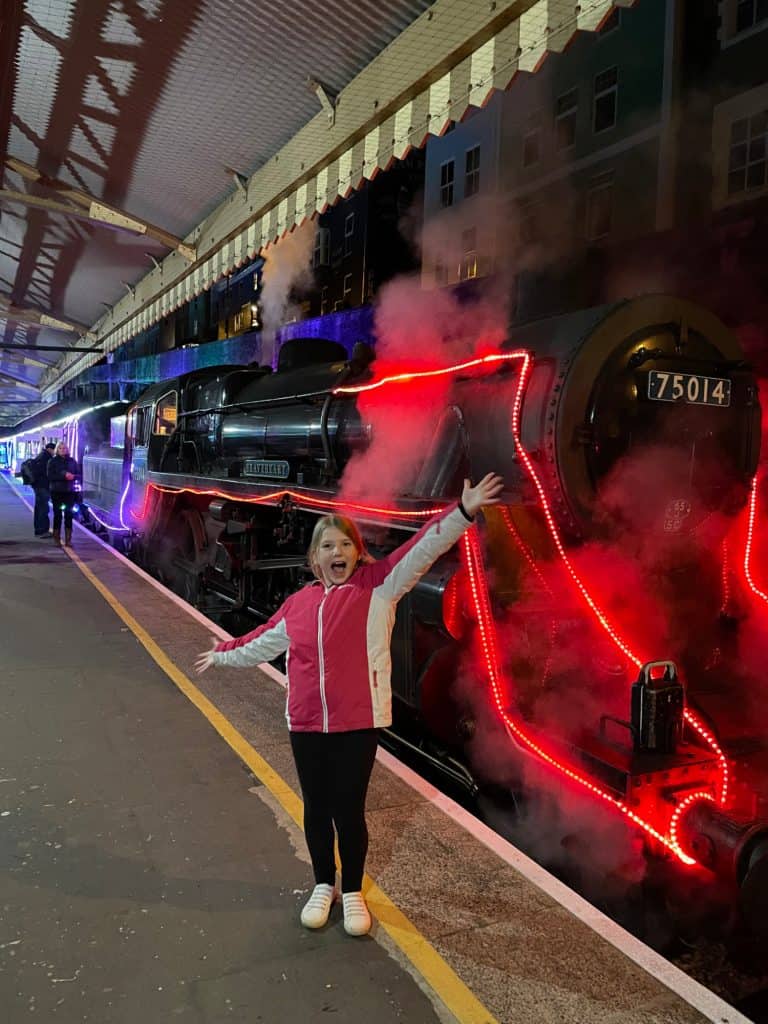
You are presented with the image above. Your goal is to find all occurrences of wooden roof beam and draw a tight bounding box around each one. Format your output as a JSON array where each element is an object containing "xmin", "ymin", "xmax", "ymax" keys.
[
  {"xmin": 0, "ymin": 293, "xmax": 95, "ymax": 338},
  {"xmin": 0, "ymin": 370, "xmax": 39, "ymax": 391},
  {"xmin": 3, "ymin": 155, "xmax": 197, "ymax": 262},
  {"xmin": 0, "ymin": 349, "xmax": 55, "ymax": 368}
]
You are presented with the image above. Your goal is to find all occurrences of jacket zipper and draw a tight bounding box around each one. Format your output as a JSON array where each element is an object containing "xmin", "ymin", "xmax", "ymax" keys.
[{"xmin": 317, "ymin": 591, "xmax": 329, "ymax": 732}]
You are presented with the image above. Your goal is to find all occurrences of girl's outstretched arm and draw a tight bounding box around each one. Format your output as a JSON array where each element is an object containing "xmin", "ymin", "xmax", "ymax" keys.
[
  {"xmin": 369, "ymin": 473, "xmax": 505, "ymax": 603},
  {"xmin": 195, "ymin": 603, "xmax": 292, "ymax": 673}
]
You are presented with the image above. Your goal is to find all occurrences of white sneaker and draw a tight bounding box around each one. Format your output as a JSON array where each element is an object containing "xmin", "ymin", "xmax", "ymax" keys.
[
  {"xmin": 342, "ymin": 891, "xmax": 372, "ymax": 936},
  {"xmin": 300, "ymin": 884, "xmax": 337, "ymax": 929}
]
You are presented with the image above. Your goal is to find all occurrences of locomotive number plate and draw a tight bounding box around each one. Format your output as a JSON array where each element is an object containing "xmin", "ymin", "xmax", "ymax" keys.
[{"xmin": 647, "ymin": 371, "xmax": 731, "ymax": 407}]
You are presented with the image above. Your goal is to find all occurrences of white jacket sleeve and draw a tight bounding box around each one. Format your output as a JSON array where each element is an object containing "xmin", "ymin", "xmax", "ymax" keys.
[
  {"xmin": 212, "ymin": 617, "xmax": 290, "ymax": 668},
  {"xmin": 375, "ymin": 505, "xmax": 471, "ymax": 604}
]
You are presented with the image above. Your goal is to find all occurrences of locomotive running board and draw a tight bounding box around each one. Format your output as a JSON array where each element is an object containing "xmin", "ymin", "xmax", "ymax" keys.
[
  {"xmin": 378, "ymin": 727, "xmax": 479, "ymax": 797},
  {"xmin": 146, "ymin": 470, "xmax": 439, "ymax": 529}
]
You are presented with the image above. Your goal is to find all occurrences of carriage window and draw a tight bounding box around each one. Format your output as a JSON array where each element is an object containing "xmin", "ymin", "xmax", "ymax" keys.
[
  {"xmin": 153, "ymin": 392, "xmax": 178, "ymax": 436},
  {"xmin": 110, "ymin": 415, "xmax": 127, "ymax": 448},
  {"xmin": 129, "ymin": 406, "xmax": 151, "ymax": 445}
]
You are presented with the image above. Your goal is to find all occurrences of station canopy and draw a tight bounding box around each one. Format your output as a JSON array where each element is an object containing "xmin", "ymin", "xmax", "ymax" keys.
[{"xmin": 0, "ymin": 0, "xmax": 628, "ymax": 428}]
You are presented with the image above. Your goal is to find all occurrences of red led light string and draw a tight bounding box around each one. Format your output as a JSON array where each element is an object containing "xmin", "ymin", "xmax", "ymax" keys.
[
  {"xmin": 682, "ymin": 710, "xmax": 729, "ymax": 805},
  {"xmin": 668, "ymin": 791, "xmax": 716, "ymax": 862},
  {"xmin": 720, "ymin": 538, "xmax": 730, "ymax": 615},
  {"xmin": 501, "ymin": 352, "xmax": 726, "ymax": 837},
  {"xmin": 499, "ymin": 505, "xmax": 552, "ymax": 594},
  {"xmin": 144, "ymin": 482, "xmax": 444, "ymax": 520},
  {"xmin": 499, "ymin": 505, "xmax": 557, "ymax": 685},
  {"xmin": 129, "ymin": 486, "xmax": 153, "ymax": 521},
  {"xmin": 461, "ymin": 528, "xmax": 507, "ymax": 706},
  {"xmin": 504, "ymin": 353, "xmax": 729, "ymax": 809},
  {"xmin": 456, "ymin": 361, "xmax": 695, "ymax": 860},
  {"xmin": 509, "ymin": 355, "xmax": 642, "ymax": 669},
  {"xmin": 334, "ymin": 352, "xmax": 524, "ymax": 395},
  {"xmin": 460, "ymin": 528, "xmax": 696, "ymax": 863},
  {"xmin": 743, "ymin": 475, "xmax": 768, "ymax": 603},
  {"xmin": 443, "ymin": 573, "xmax": 463, "ymax": 639}
]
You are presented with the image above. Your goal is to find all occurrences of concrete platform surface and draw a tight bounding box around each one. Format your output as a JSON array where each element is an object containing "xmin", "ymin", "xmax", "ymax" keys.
[{"xmin": 0, "ymin": 475, "xmax": 751, "ymax": 1024}]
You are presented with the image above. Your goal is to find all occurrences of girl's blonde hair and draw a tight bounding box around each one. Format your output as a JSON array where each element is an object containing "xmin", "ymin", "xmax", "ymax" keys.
[{"xmin": 308, "ymin": 514, "xmax": 373, "ymax": 579}]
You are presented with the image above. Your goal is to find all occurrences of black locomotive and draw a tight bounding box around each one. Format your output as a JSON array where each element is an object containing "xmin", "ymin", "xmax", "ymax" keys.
[{"xmin": 79, "ymin": 294, "xmax": 768, "ymax": 933}]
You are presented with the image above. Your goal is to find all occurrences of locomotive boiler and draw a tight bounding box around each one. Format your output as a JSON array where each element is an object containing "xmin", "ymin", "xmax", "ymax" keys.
[{"xmin": 81, "ymin": 295, "xmax": 768, "ymax": 931}]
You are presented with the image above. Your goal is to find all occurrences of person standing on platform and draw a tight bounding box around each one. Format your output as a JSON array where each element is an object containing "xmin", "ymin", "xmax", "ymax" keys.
[
  {"xmin": 30, "ymin": 441, "xmax": 56, "ymax": 537},
  {"xmin": 47, "ymin": 440, "xmax": 79, "ymax": 547},
  {"xmin": 196, "ymin": 473, "xmax": 504, "ymax": 937}
]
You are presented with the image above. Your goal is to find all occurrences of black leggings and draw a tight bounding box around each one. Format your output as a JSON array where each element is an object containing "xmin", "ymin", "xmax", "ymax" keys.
[
  {"xmin": 290, "ymin": 729, "xmax": 378, "ymax": 893},
  {"xmin": 51, "ymin": 492, "xmax": 76, "ymax": 531}
]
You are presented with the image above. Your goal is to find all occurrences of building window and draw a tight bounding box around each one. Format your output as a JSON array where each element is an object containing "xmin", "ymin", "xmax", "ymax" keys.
[
  {"xmin": 320, "ymin": 286, "xmax": 329, "ymax": 315},
  {"xmin": 522, "ymin": 115, "xmax": 541, "ymax": 167},
  {"xmin": 344, "ymin": 213, "xmax": 355, "ymax": 256},
  {"xmin": 460, "ymin": 227, "xmax": 478, "ymax": 280},
  {"xmin": 593, "ymin": 67, "xmax": 618, "ymax": 133},
  {"xmin": 313, "ymin": 227, "xmax": 330, "ymax": 267},
  {"xmin": 586, "ymin": 172, "xmax": 614, "ymax": 240},
  {"xmin": 516, "ymin": 197, "xmax": 542, "ymax": 245},
  {"xmin": 343, "ymin": 273, "xmax": 353, "ymax": 303},
  {"xmin": 736, "ymin": 0, "xmax": 768, "ymax": 33},
  {"xmin": 440, "ymin": 160, "xmax": 455, "ymax": 207},
  {"xmin": 555, "ymin": 89, "xmax": 578, "ymax": 150},
  {"xmin": 728, "ymin": 112, "xmax": 768, "ymax": 195},
  {"xmin": 465, "ymin": 146, "xmax": 481, "ymax": 197}
]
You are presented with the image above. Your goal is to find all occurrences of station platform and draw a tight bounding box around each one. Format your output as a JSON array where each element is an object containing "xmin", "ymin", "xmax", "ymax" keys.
[{"xmin": 0, "ymin": 473, "xmax": 753, "ymax": 1024}]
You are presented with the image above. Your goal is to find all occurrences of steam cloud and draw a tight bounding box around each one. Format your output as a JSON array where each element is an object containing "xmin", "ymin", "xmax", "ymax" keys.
[{"xmin": 259, "ymin": 221, "xmax": 315, "ymax": 366}]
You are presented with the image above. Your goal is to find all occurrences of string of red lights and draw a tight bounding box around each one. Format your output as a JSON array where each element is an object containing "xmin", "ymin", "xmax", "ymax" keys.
[
  {"xmin": 142, "ymin": 483, "xmax": 445, "ymax": 521},
  {"xmin": 720, "ymin": 538, "xmax": 731, "ymax": 616},
  {"xmin": 459, "ymin": 526, "xmax": 697, "ymax": 864},
  {"xmin": 743, "ymin": 475, "xmax": 768, "ymax": 603}
]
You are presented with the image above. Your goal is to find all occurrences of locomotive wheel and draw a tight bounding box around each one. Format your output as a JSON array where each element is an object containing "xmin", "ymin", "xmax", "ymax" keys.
[{"xmin": 153, "ymin": 510, "xmax": 205, "ymax": 605}]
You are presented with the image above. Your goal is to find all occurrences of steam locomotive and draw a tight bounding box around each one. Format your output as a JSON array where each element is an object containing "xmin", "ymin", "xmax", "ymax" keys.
[{"xmin": 79, "ymin": 294, "xmax": 768, "ymax": 933}]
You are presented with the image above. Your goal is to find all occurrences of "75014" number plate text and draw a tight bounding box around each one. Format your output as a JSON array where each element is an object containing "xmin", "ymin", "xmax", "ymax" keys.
[{"xmin": 647, "ymin": 370, "xmax": 731, "ymax": 407}]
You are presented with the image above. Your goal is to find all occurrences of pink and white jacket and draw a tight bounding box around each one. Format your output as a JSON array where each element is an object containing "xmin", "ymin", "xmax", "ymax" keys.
[{"xmin": 212, "ymin": 503, "xmax": 472, "ymax": 732}]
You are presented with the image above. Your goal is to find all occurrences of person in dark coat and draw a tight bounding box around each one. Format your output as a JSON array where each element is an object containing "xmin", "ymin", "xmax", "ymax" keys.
[
  {"xmin": 47, "ymin": 441, "xmax": 79, "ymax": 547},
  {"xmin": 31, "ymin": 441, "xmax": 56, "ymax": 536}
]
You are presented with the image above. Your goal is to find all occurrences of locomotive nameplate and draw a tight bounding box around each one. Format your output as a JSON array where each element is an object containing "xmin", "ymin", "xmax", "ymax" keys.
[
  {"xmin": 243, "ymin": 459, "xmax": 290, "ymax": 479},
  {"xmin": 647, "ymin": 370, "xmax": 731, "ymax": 407}
]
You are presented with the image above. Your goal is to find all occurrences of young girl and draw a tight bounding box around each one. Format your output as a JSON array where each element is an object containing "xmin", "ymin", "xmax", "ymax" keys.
[{"xmin": 195, "ymin": 473, "xmax": 503, "ymax": 935}]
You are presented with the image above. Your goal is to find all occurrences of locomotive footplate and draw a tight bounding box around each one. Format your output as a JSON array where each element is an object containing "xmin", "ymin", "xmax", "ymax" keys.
[
  {"xmin": 242, "ymin": 555, "xmax": 308, "ymax": 571},
  {"xmin": 147, "ymin": 471, "xmax": 435, "ymax": 528},
  {"xmin": 575, "ymin": 731, "xmax": 720, "ymax": 811}
]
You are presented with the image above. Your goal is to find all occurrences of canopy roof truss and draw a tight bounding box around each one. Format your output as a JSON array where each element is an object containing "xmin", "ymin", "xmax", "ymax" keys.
[{"xmin": 0, "ymin": 0, "xmax": 630, "ymax": 416}]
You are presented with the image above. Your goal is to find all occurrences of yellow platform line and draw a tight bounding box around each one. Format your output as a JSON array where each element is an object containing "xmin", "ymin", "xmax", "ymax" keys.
[{"xmin": 66, "ymin": 546, "xmax": 498, "ymax": 1024}]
